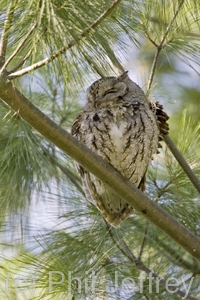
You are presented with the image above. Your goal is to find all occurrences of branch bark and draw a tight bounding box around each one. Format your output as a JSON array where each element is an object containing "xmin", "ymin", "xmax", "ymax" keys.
[
  {"xmin": 164, "ymin": 135, "xmax": 200, "ymax": 193},
  {"xmin": 1, "ymin": 75, "xmax": 200, "ymax": 262}
]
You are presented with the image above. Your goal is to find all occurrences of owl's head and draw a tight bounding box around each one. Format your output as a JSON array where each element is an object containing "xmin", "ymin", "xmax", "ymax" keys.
[{"xmin": 85, "ymin": 71, "xmax": 146, "ymax": 110}]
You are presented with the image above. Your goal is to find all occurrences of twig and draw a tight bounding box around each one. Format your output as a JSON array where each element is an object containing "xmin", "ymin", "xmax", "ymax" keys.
[
  {"xmin": 130, "ymin": 219, "xmax": 200, "ymax": 273},
  {"xmin": 107, "ymin": 225, "xmax": 197, "ymax": 300},
  {"xmin": 144, "ymin": 31, "xmax": 158, "ymax": 47},
  {"xmin": 154, "ymin": 231, "xmax": 200, "ymax": 271},
  {"xmin": 164, "ymin": 135, "xmax": 200, "ymax": 193},
  {"xmin": 8, "ymin": 49, "xmax": 33, "ymax": 73},
  {"xmin": 9, "ymin": 34, "xmax": 41, "ymax": 73},
  {"xmin": 8, "ymin": 0, "xmax": 122, "ymax": 79},
  {"xmin": 149, "ymin": 16, "xmax": 200, "ymax": 38},
  {"xmin": 160, "ymin": 0, "xmax": 185, "ymax": 46},
  {"xmin": 145, "ymin": 1, "xmax": 200, "ymax": 202},
  {"xmin": 138, "ymin": 221, "xmax": 149, "ymax": 260},
  {"xmin": 0, "ymin": 23, "xmax": 37, "ymax": 73},
  {"xmin": 0, "ymin": 2, "xmax": 15, "ymax": 66},
  {"xmin": 146, "ymin": 47, "xmax": 161, "ymax": 93},
  {"xmin": 146, "ymin": 0, "xmax": 185, "ymax": 92}
]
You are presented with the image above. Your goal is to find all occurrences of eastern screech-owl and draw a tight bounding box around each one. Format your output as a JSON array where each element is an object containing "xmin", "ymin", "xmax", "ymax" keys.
[{"xmin": 71, "ymin": 71, "xmax": 169, "ymax": 227}]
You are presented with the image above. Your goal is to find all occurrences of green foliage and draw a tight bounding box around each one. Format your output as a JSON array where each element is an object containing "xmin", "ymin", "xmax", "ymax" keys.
[{"xmin": 0, "ymin": 0, "xmax": 200, "ymax": 299}]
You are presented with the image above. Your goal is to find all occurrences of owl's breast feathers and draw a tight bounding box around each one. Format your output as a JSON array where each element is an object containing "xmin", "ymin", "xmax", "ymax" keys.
[
  {"xmin": 72, "ymin": 101, "xmax": 159, "ymax": 186},
  {"xmin": 71, "ymin": 74, "xmax": 169, "ymax": 227}
]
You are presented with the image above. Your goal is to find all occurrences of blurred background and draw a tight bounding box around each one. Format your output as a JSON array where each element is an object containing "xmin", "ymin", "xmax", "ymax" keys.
[{"xmin": 0, "ymin": 0, "xmax": 200, "ymax": 299}]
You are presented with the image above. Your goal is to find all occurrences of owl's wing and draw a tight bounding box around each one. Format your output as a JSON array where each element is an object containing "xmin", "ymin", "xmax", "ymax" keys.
[
  {"xmin": 71, "ymin": 112, "xmax": 83, "ymax": 137},
  {"xmin": 75, "ymin": 164, "xmax": 97, "ymax": 206},
  {"xmin": 138, "ymin": 174, "xmax": 146, "ymax": 192},
  {"xmin": 71, "ymin": 112, "xmax": 95, "ymax": 203},
  {"xmin": 150, "ymin": 101, "xmax": 169, "ymax": 136},
  {"xmin": 136, "ymin": 100, "xmax": 169, "ymax": 193},
  {"xmin": 137, "ymin": 101, "xmax": 169, "ymax": 191},
  {"xmin": 71, "ymin": 112, "xmax": 103, "ymax": 208}
]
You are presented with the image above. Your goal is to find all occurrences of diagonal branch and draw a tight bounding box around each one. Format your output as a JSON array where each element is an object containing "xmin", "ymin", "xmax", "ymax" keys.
[
  {"xmin": 107, "ymin": 226, "xmax": 197, "ymax": 300},
  {"xmin": 8, "ymin": 34, "xmax": 41, "ymax": 73},
  {"xmin": 130, "ymin": 219, "xmax": 200, "ymax": 273},
  {"xmin": 158, "ymin": 239, "xmax": 200, "ymax": 273},
  {"xmin": 0, "ymin": 2, "xmax": 15, "ymax": 66},
  {"xmin": 159, "ymin": 0, "xmax": 185, "ymax": 46},
  {"xmin": 146, "ymin": 0, "xmax": 185, "ymax": 92},
  {"xmin": 0, "ymin": 23, "xmax": 37, "ymax": 73},
  {"xmin": 138, "ymin": 221, "xmax": 149, "ymax": 260},
  {"xmin": 8, "ymin": 0, "xmax": 122, "ymax": 79},
  {"xmin": 146, "ymin": 46, "xmax": 161, "ymax": 95},
  {"xmin": 144, "ymin": 0, "xmax": 200, "ymax": 196},
  {"xmin": 164, "ymin": 135, "xmax": 200, "ymax": 193},
  {"xmin": 8, "ymin": 48, "xmax": 33, "ymax": 73},
  {"xmin": 1, "ymin": 77, "xmax": 200, "ymax": 262}
]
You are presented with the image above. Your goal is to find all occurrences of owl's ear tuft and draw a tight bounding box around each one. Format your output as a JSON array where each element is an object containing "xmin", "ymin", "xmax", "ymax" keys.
[{"xmin": 117, "ymin": 71, "xmax": 129, "ymax": 81}]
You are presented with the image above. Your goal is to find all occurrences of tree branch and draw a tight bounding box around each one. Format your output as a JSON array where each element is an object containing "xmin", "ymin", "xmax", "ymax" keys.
[
  {"xmin": 0, "ymin": 23, "xmax": 37, "ymax": 74},
  {"xmin": 8, "ymin": 49, "xmax": 33, "ymax": 73},
  {"xmin": 164, "ymin": 135, "xmax": 200, "ymax": 193},
  {"xmin": 1, "ymin": 77, "xmax": 200, "ymax": 262},
  {"xmin": 8, "ymin": 34, "xmax": 41, "ymax": 74},
  {"xmin": 130, "ymin": 219, "xmax": 200, "ymax": 273},
  {"xmin": 159, "ymin": 0, "xmax": 185, "ymax": 46},
  {"xmin": 8, "ymin": 0, "xmax": 122, "ymax": 79},
  {"xmin": 152, "ymin": 232, "xmax": 200, "ymax": 272},
  {"xmin": 0, "ymin": 2, "xmax": 15, "ymax": 66},
  {"xmin": 146, "ymin": 46, "xmax": 161, "ymax": 93},
  {"xmin": 145, "ymin": 0, "xmax": 200, "ymax": 196},
  {"xmin": 138, "ymin": 221, "xmax": 149, "ymax": 260},
  {"xmin": 146, "ymin": 0, "xmax": 185, "ymax": 92},
  {"xmin": 107, "ymin": 226, "xmax": 197, "ymax": 300}
]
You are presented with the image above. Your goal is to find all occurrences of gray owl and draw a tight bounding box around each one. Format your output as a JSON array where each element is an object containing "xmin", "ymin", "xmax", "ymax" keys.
[{"xmin": 71, "ymin": 71, "xmax": 169, "ymax": 227}]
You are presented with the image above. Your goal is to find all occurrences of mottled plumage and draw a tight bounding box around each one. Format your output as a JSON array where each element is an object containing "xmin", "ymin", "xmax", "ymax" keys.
[{"xmin": 71, "ymin": 71, "xmax": 169, "ymax": 227}]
